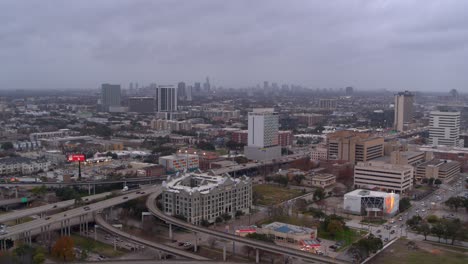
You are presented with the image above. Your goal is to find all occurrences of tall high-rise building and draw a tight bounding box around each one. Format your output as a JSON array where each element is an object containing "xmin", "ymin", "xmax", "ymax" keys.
[
  {"xmin": 244, "ymin": 108, "xmax": 281, "ymax": 161},
  {"xmin": 203, "ymin": 77, "xmax": 211, "ymax": 92},
  {"xmin": 194, "ymin": 82, "xmax": 201, "ymax": 92},
  {"xmin": 428, "ymin": 111, "xmax": 462, "ymax": 147},
  {"xmin": 128, "ymin": 97, "xmax": 155, "ymax": 113},
  {"xmin": 177, "ymin": 82, "xmax": 186, "ymax": 100},
  {"xmin": 156, "ymin": 85, "xmax": 178, "ymax": 112},
  {"xmin": 185, "ymin": 85, "xmax": 193, "ymax": 101},
  {"xmin": 394, "ymin": 91, "xmax": 414, "ymax": 132},
  {"xmin": 100, "ymin": 83, "xmax": 121, "ymax": 111}
]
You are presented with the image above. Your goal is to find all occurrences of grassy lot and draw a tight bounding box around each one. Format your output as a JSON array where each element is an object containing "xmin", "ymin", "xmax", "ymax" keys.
[
  {"xmin": 72, "ymin": 235, "xmax": 125, "ymax": 258},
  {"xmin": 253, "ymin": 184, "xmax": 303, "ymax": 206},
  {"xmin": 318, "ymin": 226, "xmax": 365, "ymax": 250},
  {"xmin": 369, "ymin": 238, "xmax": 468, "ymax": 264}
]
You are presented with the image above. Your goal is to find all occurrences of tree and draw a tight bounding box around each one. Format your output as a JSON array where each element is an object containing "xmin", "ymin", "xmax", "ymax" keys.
[
  {"xmin": 1, "ymin": 142, "xmax": 13, "ymax": 150},
  {"xmin": 221, "ymin": 213, "xmax": 232, "ymax": 222},
  {"xmin": 200, "ymin": 219, "xmax": 210, "ymax": 227},
  {"xmin": 434, "ymin": 179, "xmax": 442, "ymax": 185},
  {"xmin": 406, "ymin": 215, "xmax": 422, "ymax": 228},
  {"xmin": 431, "ymin": 223, "xmax": 444, "ymax": 243},
  {"xmin": 31, "ymin": 185, "xmax": 48, "ymax": 197},
  {"xmin": 235, "ymin": 210, "xmax": 244, "ymax": 219},
  {"xmin": 427, "ymin": 215, "xmax": 439, "ymax": 224},
  {"xmin": 428, "ymin": 178, "xmax": 435, "ymax": 185},
  {"xmin": 313, "ymin": 188, "xmax": 325, "ymax": 201},
  {"xmin": 196, "ymin": 141, "xmax": 215, "ymax": 151},
  {"xmin": 327, "ymin": 220, "xmax": 344, "ymax": 237},
  {"xmin": 417, "ymin": 222, "xmax": 431, "ymax": 240},
  {"xmin": 292, "ymin": 174, "xmax": 305, "ymax": 185},
  {"xmin": 215, "ymin": 217, "xmax": 223, "ymax": 224},
  {"xmin": 399, "ymin": 197, "xmax": 411, "ymax": 212},
  {"xmin": 52, "ymin": 236, "xmax": 75, "ymax": 261},
  {"xmin": 33, "ymin": 252, "xmax": 46, "ymax": 264},
  {"xmin": 445, "ymin": 197, "xmax": 464, "ymax": 211},
  {"xmin": 234, "ymin": 156, "xmax": 249, "ymax": 164},
  {"xmin": 443, "ymin": 219, "xmax": 462, "ymax": 245}
]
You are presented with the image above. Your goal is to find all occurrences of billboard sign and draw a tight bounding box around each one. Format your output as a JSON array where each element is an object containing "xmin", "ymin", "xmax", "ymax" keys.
[{"xmin": 68, "ymin": 154, "xmax": 86, "ymax": 162}]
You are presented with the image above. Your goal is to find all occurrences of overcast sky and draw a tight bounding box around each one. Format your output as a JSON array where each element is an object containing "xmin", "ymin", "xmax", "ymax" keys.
[{"xmin": 1, "ymin": 0, "xmax": 468, "ymax": 92}]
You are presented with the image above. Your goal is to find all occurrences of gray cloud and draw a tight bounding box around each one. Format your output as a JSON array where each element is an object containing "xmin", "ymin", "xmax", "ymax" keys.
[{"xmin": 0, "ymin": 0, "xmax": 467, "ymax": 91}]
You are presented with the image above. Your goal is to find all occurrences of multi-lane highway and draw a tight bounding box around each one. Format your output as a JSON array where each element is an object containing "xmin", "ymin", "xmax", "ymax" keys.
[
  {"xmin": 0, "ymin": 186, "xmax": 157, "ymax": 241},
  {"xmin": 0, "ymin": 192, "xmax": 111, "ymax": 224},
  {"xmin": 94, "ymin": 214, "xmax": 209, "ymax": 261},
  {"xmin": 0, "ymin": 176, "xmax": 166, "ymax": 188},
  {"xmin": 146, "ymin": 188, "xmax": 349, "ymax": 264}
]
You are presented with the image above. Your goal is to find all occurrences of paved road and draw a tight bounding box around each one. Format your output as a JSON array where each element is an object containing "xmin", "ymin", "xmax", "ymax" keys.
[
  {"xmin": 0, "ymin": 186, "xmax": 157, "ymax": 241},
  {"xmin": 95, "ymin": 214, "xmax": 209, "ymax": 261},
  {"xmin": 0, "ymin": 197, "xmax": 35, "ymax": 207},
  {"xmin": 212, "ymin": 152, "xmax": 310, "ymax": 175},
  {"xmin": 0, "ymin": 176, "xmax": 166, "ymax": 188},
  {"xmin": 0, "ymin": 192, "xmax": 111, "ymax": 224},
  {"xmin": 146, "ymin": 188, "xmax": 349, "ymax": 264},
  {"xmin": 71, "ymin": 260, "xmax": 244, "ymax": 264}
]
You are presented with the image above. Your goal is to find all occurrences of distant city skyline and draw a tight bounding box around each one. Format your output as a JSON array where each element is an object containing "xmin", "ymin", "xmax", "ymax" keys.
[{"xmin": 1, "ymin": 0, "xmax": 468, "ymax": 92}]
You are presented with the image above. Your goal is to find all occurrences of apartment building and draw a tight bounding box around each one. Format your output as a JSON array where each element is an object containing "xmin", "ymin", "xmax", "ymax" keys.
[
  {"xmin": 354, "ymin": 161, "xmax": 413, "ymax": 193},
  {"xmin": 0, "ymin": 157, "xmax": 50, "ymax": 175},
  {"xmin": 161, "ymin": 172, "xmax": 252, "ymax": 225},
  {"xmin": 150, "ymin": 119, "xmax": 192, "ymax": 132},
  {"xmin": 327, "ymin": 131, "xmax": 384, "ymax": 163},
  {"xmin": 29, "ymin": 129, "xmax": 77, "ymax": 141},
  {"xmin": 158, "ymin": 153, "xmax": 199, "ymax": 172}
]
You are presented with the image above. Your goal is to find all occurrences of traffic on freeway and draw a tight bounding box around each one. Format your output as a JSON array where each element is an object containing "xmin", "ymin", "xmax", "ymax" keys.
[{"xmin": 146, "ymin": 188, "xmax": 349, "ymax": 264}]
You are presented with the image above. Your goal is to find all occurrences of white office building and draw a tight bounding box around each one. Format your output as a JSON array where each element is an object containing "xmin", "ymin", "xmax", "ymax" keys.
[
  {"xmin": 161, "ymin": 172, "xmax": 252, "ymax": 225},
  {"xmin": 428, "ymin": 111, "xmax": 462, "ymax": 147},
  {"xmin": 354, "ymin": 161, "xmax": 413, "ymax": 193},
  {"xmin": 244, "ymin": 108, "xmax": 281, "ymax": 161},
  {"xmin": 343, "ymin": 189, "xmax": 400, "ymax": 217}
]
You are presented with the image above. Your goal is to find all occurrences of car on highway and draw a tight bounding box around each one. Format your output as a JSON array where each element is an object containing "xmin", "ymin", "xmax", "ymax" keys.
[
  {"xmin": 84, "ymin": 206, "xmax": 90, "ymax": 211},
  {"xmin": 123, "ymin": 196, "xmax": 128, "ymax": 200}
]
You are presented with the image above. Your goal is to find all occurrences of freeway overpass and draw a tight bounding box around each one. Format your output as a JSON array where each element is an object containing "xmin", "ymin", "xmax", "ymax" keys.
[
  {"xmin": 0, "ymin": 186, "xmax": 158, "ymax": 249},
  {"xmin": 95, "ymin": 214, "xmax": 208, "ymax": 261},
  {"xmin": 0, "ymin": 175, "xmax": 166, "ymax": 188},
  {"xmin": 0, "ymin": 192, "xmax": 111, "ymax": 224},
  {"xmin": 146, "ymin": 188, "xmax": 349, "ymax": 264}
]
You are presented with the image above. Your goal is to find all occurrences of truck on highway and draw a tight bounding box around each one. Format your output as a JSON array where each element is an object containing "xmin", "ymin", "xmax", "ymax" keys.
[{"xmin": 122, "ymin": 183, "xmax": 140, "ymax": 192}]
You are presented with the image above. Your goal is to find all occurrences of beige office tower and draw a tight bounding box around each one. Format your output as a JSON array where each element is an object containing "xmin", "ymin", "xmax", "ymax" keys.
[
  {"xmin": 394, "ymin": 91, "xmax": 414, "ymax": 132},
  {"xmin": 327, "ymin": 131, "xmax": 384, "ymax": 163}
]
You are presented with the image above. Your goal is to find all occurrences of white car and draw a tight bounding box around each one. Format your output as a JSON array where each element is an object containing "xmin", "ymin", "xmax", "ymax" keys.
[{"xmin": 422, "ymin": 209, "xmax": 426, "ymax": 212}]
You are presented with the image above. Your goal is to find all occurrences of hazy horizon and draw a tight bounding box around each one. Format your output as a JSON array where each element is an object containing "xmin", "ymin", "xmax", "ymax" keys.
[{"xmin": 1, "ymin": 0, "xmax": 468, "ymax": 92}]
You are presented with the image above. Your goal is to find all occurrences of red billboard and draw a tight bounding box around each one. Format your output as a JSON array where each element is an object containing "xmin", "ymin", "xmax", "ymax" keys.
[{"xmin": 67, "ymin": 154, "xmax": 86, "ymax": 162}]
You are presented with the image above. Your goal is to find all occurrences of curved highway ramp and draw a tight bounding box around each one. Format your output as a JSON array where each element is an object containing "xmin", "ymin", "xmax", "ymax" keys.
[{"xmin": 95, "ymin": 214, "xmax": 209, "ymax": 261}]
